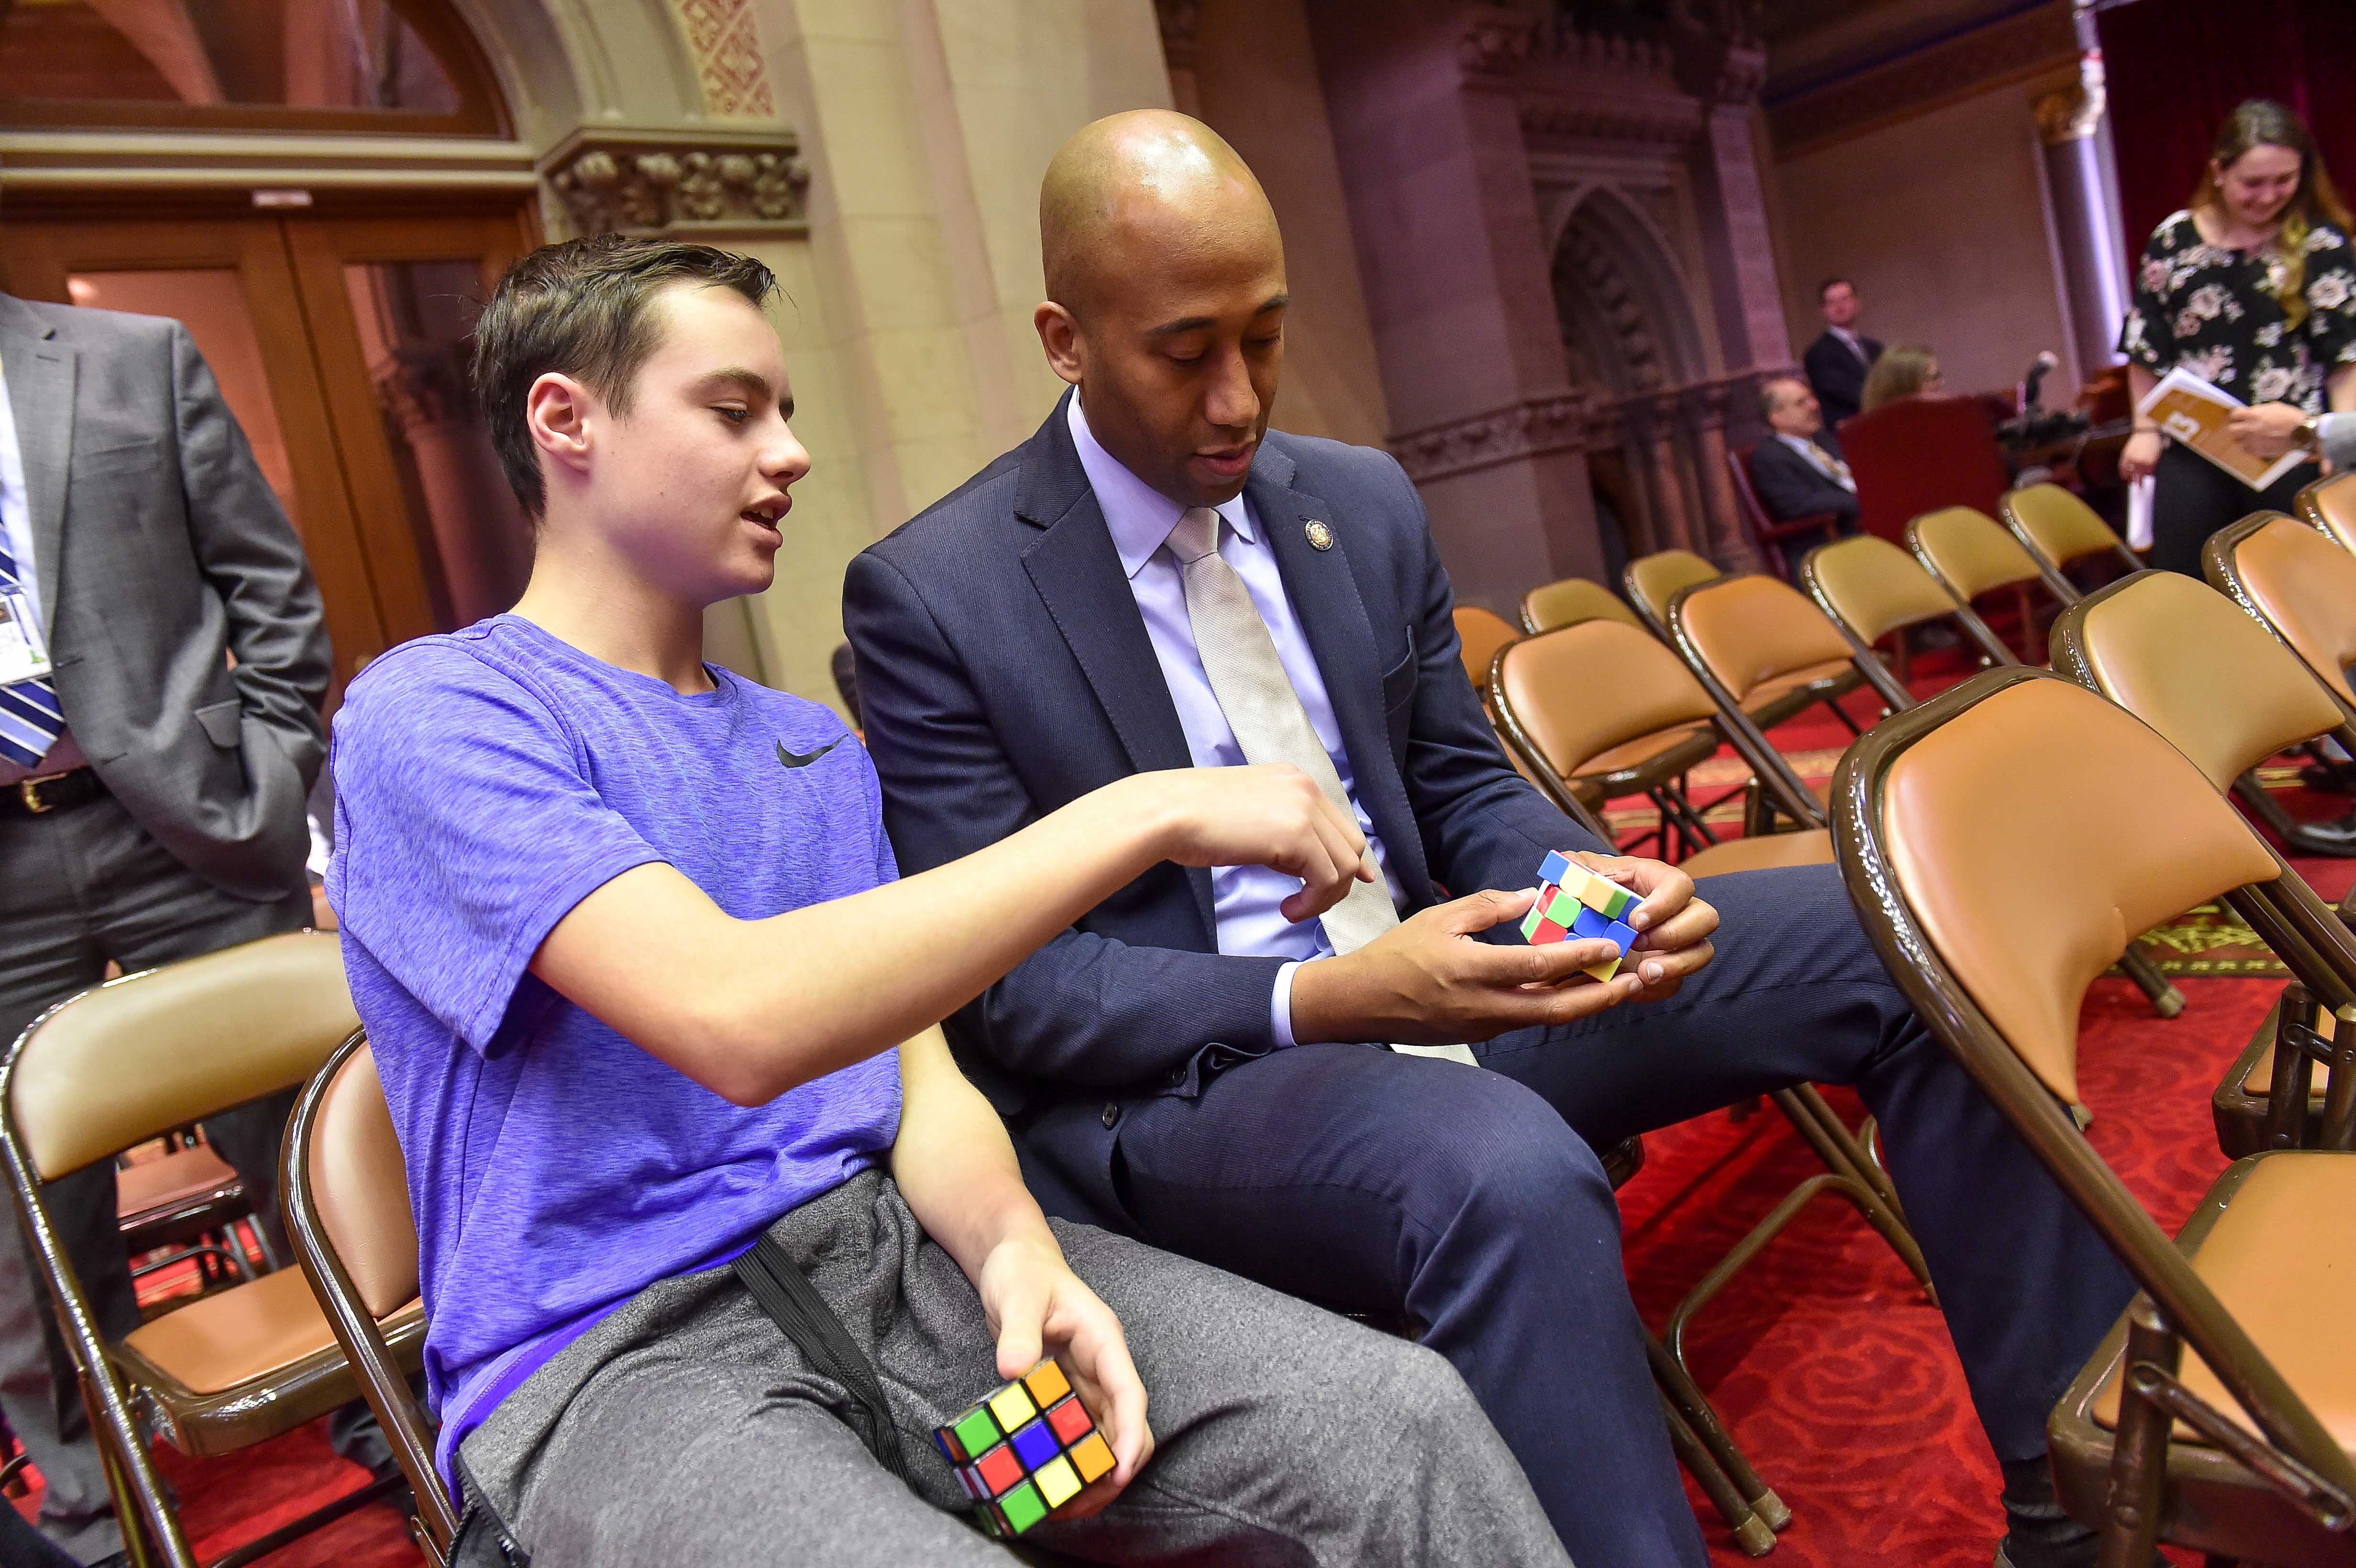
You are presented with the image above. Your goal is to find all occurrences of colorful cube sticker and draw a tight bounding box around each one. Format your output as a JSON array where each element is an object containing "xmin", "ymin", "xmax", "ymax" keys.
[
  {"xmin": 1522, "ymin": 853, "xmax": 1637, "ymax": 984},
  {"xmin": 933, "ymin": 1360, "xmax": 1111, "ymax": 1537}
]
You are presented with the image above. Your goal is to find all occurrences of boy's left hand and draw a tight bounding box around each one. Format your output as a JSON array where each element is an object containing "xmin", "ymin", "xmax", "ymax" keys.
[
  {"xmin": 1570, "ymin": 851, "xmax": 1718, "ymax": 1002},
  {"xmin": 977, "ymin": 1235, "xmax": 1152, "ymax": 1517}
]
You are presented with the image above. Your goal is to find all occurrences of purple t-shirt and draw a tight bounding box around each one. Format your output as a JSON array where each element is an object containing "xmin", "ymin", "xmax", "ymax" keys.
[{"xmin": 327, "ymin": 615, "xmax": 903, "ymax": 1487}]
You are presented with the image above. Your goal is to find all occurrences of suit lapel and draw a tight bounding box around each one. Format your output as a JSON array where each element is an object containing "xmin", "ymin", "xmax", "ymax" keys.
[
  {"xmin": 0, "ymin": 298, "xmax": 73, "ymax": 619},
  {"xmin": 1014, "ymin": 397, "xmax": 1217, "ymax": 939},
  {"xmin": 1249, "ymin": 451, "xmax": 1433, "ymax": 904}
]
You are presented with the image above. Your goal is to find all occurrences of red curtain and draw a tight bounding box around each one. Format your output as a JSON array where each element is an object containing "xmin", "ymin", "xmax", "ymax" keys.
[{"xmin": 2098, "ymin": 0, "xmax": 2356, "ymax": 261}]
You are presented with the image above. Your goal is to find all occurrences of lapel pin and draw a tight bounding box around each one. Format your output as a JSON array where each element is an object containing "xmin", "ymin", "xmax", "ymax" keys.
[{"xmin": 1305, "ymin": 520, "xmax": 1334, "ymax": 552}]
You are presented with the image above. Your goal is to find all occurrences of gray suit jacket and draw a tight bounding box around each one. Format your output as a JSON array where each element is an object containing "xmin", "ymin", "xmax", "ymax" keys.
[{"xmin": 0, "ymin": 292, "xmax": 330, "ymax": 901}]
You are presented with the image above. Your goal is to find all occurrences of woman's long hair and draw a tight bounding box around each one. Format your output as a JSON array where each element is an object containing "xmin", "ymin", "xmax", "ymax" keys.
[
  {"xmin": 1861, "ymin": 346, "xmax": 1938, "ymax": 412},
  {"xmin": 2190, "ymin": 98, "xmax": 2355, "ymax": 328}
]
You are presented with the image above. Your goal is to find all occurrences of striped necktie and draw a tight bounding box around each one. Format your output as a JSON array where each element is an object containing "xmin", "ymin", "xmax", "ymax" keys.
[{"xmin": 0, "ymin": 526, "xmax": 65, "ymax": 771}]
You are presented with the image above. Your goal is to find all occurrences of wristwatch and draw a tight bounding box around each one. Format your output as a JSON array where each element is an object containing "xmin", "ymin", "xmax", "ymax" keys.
[{"xmin": 2296, "ymin": 416, "xmax": 2324, "ymax": 455}]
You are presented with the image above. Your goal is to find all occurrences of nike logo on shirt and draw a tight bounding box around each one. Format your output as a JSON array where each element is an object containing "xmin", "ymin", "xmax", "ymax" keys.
[{"xmin": 777, "ymin": 738, "xmax": 844, "ymax": 769}]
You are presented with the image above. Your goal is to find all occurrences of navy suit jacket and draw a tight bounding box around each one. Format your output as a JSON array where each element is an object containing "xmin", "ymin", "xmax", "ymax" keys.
[
  {"xmin": 843, "ymin": 394, "xmax": 1607, "ymax": 1223},
  {"xmin": 1749, "ymin": 436, "xmax": 1861, "ymax": 529},
  {"xmin": 1802, "ymin": 329, "xmax": 1884, "ymax": 430}
]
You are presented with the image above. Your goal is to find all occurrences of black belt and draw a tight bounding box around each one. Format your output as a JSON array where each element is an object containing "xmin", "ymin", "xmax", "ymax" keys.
[{"xmin": 1, "ymin": 768, "xmax": 105, "ymax": 819}]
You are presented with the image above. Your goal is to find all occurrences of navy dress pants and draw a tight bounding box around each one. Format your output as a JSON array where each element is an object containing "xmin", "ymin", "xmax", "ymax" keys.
[{"xmin": 1109, "ymin": 862, "xmax": 2138, "ymax": 1568}]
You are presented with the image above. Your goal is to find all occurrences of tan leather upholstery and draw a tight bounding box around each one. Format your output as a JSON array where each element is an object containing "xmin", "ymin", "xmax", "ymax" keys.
[
  {"xmin": 117, "ymin": 1145, "xmax": 240, "ymax": 1222},
  {"xmin": 1880, "ymin": 679, "xmax": 2276, "ymax": 1102},
  {"xmin": 1911, "ymin": 507, "xmax": 2044, "ymax": 602},
  {"xmin": 1626, "ymin": 550, "xmax": 1721, "ymax": 625},
  {"xmin": 119, "ymin": 1265, "xmax": 344, "ymax": 1396},
  {"xmin": 1573, "ymin": 722, "xmax": 1714, "ymax": 779},
  {"xmin": 1454, "ymin": 606, "xmax": 1521, "ymax": 691},
  {"xmin": 1741, "ymin": 658, "xmax": 1860, "ymax": 717},
  {"xmin": 2006, "ymin": 483, "xmax": 2124, "ymax": 570},
  {"xmin": 308, "ymin": 1045, "xmax": 421, "ymax": 1321},
  {"xmin": 2092, "ymin": 1151, "xmax": 2356, "ymax": 1448},
  {"xmin": 2077, "ymin": 571, "xmax": 2343, "ymax": 789},
  {"xmin": 1675, "ymin": 577, "xmax": 1856, "ymax": 707},
  {"xmin": 1681, "ymin": 829, "xmax": 1834, "ymax": 876},
  {"xmin": 12, "ymin": 932, "xmax": 356, "ymax": 1182},
  {"xmin": 1809, "ymin": 536, "xmax": 1961, "ymax": 646},
  {"xmin": 2228, "ymin": 516, "xmax": 2356, "ymax": 708},
  {"xmin": 2301, "ymin": 472, "xmax": 2356, "ymax": 554},
  {"xmin": 1496, "ymin": 622, "xmax": 1718, "ymax": 780},
  {"xmin": 1521, "ymin": 578, "xmax": 1641, "ymax": 635}
]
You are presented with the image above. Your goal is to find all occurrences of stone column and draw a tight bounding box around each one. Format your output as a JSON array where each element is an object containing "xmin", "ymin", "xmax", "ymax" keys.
[
  {"xmin": 1628, "ymin": 394, "xmax": 1698, "ymax": 555},
  {"xmin": 2033, "ymin": 33, "xmax": 2132, "ymax": 385},
  {"xmin": 1675, "ymin": 33, "xmax": 1794, "ymax": 378},
  {"xmin": 1307, "ymin": 0, "xmax": 1606, "ymax": 611},
  {"xmin": 373, "ymin": 344, "xmax": 534, "ymax": 626},
  {"xmin": 1685, "ymin": 380, "xmax": 1760, "ymax": 571}
]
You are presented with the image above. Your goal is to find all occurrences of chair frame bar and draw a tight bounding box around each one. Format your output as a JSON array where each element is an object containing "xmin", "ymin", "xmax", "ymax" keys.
[
  {"xmin": 1830, "ymin": 665, "xmax": 2356, "ymax": 1546},
  {"xmin": 1998, "ymin": 486, "xmax": 2144, "ymax": 607},
  {"xmin": 1658, "ymin": 577, "xmax": 1837, "ymax": 834},
  {"xmin": 1796, "ymin": 538, "xmax": 2019, "ymax": 675},
  {"xmin": 283, "ymin": 1029, "xmax": 458, "ymax": 1565},
  {"xmin": 2292, "ymin": 471, "xmax": 2356, "ymax": 551}
]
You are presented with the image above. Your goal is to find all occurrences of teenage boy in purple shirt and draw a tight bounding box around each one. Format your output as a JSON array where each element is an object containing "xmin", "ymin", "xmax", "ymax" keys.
[{"xmin": 326, "ymin": 237, "xmax": 1574, "ymax": 1567}]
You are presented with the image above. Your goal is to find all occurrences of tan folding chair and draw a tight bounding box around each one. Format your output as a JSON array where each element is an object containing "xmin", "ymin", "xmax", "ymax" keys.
[
  {"xmin": 1832, "ymin": 667, "xmax": 2356, "ymax": 1566},
  {"xmin": 0, "ymin": 931, "xmax": 417, "ymax": 1568},
  {"xmin": 1906, "ymin": 506, "xmax": 2053, "ymax": 663},
  {"xmin": 1519, "ymin": 577, "xmax": 1642, "ymax": 636},
  {"xmin": 1999, "ymin": 482, "xmax": 2143, "ymax": 600},
  {"xmin": 1452, "ymin": 606, "xmax": 1560, "ymax": 798},
  {"xmin": 2295, "ymin": 471, "xmax": 2356, "ymax": 554},
  {"xmin": 2206, "ymin": 511, "xmax": 2356, "ymax": 716},
  {"xmin": 1799, "ymin": 534, "xmax": 2015, "ymax": 676},
  {"xmin": 1628, "ymin": 551, "xmax": 1861, "ymax": 732}
]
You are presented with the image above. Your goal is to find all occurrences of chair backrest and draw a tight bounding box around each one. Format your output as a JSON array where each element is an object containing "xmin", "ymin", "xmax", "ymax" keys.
[
  {"xmin": 1623, "ymin": 549, "xmax": 1722, "ymax": 633},
  {"xmin": 1666, "ymin": 574, "xmax": 1856, "ymax": 708},
  {"xmin": 1837, "ymin": 392, "xmax": 2009, "ymax": 545},
  {"xmin": 2296, "ymin": 471, "xmax": 2356, "ymax": 555},
  {"xmin": 1519, "ymin": 577, "xmax": 1641, "ymax": 635},
  {"xmin": 1491, "ymin": 621, "xmax": 1719, "ymax": 786},
  {"xmin": 5, "ymin": 931, "xmax": 355, "ymax": 1182},
  {"xmin": 1800, "ymin": 534, "xmax": 1967, "ymax": 650},
  {"xmin": 1453, "ymin": 606, "xmax": 1523, "ymax": 692},
  {"xmin": 286, "ymin": 1035, "xmax": 455, "ymax": 1556},
  {"xmin": 1832, "ymin": 666, "xmax": 2356, "ymax": 1501},
  {"xmin": 2205, "ymin": 512, "xmax": 2356, "ymax": 709},
  {"xmin": 2051, "ymin": 570, "xmax": 2346, "ymax": 790},
  {"xmin": 1908, "ymin": 506, "xmax": 2044, "ymax": 604},
  {"xmin": 2001, "ymin": 482, "xmax": 2129, "ymax": 579}
]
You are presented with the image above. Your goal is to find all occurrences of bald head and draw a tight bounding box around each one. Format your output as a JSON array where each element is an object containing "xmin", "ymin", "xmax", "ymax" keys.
[{"xmin": 1040, "ymin": 110, "xmax": 1280, "ymax": 320}]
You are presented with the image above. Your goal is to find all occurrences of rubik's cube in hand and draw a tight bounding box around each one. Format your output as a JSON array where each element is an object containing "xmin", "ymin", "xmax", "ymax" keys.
[
  {"xmin": 1521, "ymin": 849, "xmax": 1639, "ymax": 982},
  {"xmin": 934, "ymin": 1359, "xmax": 1116, "ymax": 1537}
]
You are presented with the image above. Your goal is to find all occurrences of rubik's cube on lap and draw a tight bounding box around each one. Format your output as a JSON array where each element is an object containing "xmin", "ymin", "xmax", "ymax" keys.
[
  {"xmin": 934, "ymin": 1359, "xmax": 1115, "ymax": 1537},
  {"xmin": 1521, "ymin": 849, "xmax": 1639, "ymax": 982}
]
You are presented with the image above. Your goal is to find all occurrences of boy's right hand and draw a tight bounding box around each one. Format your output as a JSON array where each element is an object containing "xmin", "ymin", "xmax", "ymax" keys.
[{"xmin": 1128, "ymin": 765, "xmax": 1374, "ymax": 923}]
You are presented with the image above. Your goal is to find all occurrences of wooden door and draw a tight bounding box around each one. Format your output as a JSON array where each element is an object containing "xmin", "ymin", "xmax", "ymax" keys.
[{"xmin": 1, "ymin": 205, "xmax": 537, "ymax": 700}]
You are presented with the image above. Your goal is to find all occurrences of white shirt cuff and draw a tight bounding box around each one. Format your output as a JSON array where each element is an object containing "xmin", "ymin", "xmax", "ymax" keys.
[{"xmin": 1272, "ymin": 960, "xmax": 1303, "ymax": 1049}]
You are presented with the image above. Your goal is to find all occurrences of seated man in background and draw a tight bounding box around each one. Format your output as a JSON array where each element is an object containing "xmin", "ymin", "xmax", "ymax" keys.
[
  {"xmin": 1751, "ymin": 373, "xmax": 1861, "ymax": 539},
  {"xmin": 328, "ymin": 235, "xmax": 1567, "ymax": 1568},
  {"xmin": 846, "ymin": 111, "xmax": 2138, "ymax": 1568}
]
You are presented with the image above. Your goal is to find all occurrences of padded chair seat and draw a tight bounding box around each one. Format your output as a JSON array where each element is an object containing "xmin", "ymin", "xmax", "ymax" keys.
[
  {"xmin": 1571, "ymin": 720, "xmax": 1718, "ymax": 784},
  {"xmin": 1743, "ymin": 659, "xmax": 1860, "ymax": 729},
  {"xmin": 117, "ymin": 1145, "xmax": 240, "ymax": 1226},
  {"xmin": 2091, "ymin": 1152, "xmax": 2356, "ymax": 1450},
  {"xmin": 111, "ymin": 1266, "xmax": 425, "ymax": 1458},
  {"xmin": 1680, "ymin": 829, "xmax": 1834, "ymax": 877}
]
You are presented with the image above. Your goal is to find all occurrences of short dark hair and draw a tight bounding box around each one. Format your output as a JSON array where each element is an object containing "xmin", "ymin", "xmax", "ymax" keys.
[
  {"xmin": 1758, "ymin": 374, "xmax": 1805, "ymax": 420},
  {"xmin": 472, "ymin": 235, "xmax": 778, "ymax": 517},
  {"xmin": 1818, "ymin": 276, "xmax": 1854, "ymax": 299}
]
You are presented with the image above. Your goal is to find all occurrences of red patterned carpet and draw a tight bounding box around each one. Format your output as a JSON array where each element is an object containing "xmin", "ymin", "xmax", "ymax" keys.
[{"xmin": 13, "ymin": 664, "xmax": 2353, "ymax": 1568}]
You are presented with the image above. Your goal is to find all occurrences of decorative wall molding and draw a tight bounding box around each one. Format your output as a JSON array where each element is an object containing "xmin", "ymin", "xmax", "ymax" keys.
[
  {"xmin": 1388, "ymin": 392, "xmax": 1619, "ymax": 484},
  {"xmin": 668, "ymin": 0, "xmax": 775, "ymax": 119},
  {"xmin": 1767, "ymin": 5, "xmax": 2076, "ymax": 157},
  {"xmin": 1456, "ymin": 6, "xmax": 1536, "ymax": 84},
  {"xmin": 543, "ymin": 126, "xmax": 809, "ymax": 236}
]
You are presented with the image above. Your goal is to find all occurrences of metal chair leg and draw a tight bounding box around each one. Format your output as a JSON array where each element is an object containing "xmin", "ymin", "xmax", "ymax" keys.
[
  {"xmin": 1771, "ymin": 1089, "xmax": 1933, "ymax": 1296},
  {"xmin": 1658, "ymin": 1391, "xmax": 1776, "ymax": 1556},
  {"xmin": 2116, "ymin": 946, "xmax": 2185, "ymax": 1018},
  {"xmin": 1645, "ymin": 1326, "xmax": 1789, "ymax": 1532},
  {"xmin": 1665, "ymin": 1169, "xmax": 1898, "ymax": 1379},
  {"xmin": 2098, "ymin": 1302, "xmax": 2177, "ymax": 1568}
]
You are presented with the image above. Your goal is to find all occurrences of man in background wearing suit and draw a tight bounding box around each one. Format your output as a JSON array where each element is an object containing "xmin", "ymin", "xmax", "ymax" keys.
[
  {"xmin": 845, "ymin": 114, "xmax": 2135, "ymax": 1568},
  {"xmin": 1802, "ymin": 276, "xmax": 1883, "ymax": 429},
  {"xmin": 1750, "ymin": 374, "xmax": 1861, "ymax": 538},
  {"xmin": 0, "ymin": 290, "xmax": 332, "ymax": 1563}
]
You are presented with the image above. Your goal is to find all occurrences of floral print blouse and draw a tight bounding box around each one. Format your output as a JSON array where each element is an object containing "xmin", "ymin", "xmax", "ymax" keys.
[{"xmin": 2119, "ymin": 210, "xmax": 2356, "ymax": 412}]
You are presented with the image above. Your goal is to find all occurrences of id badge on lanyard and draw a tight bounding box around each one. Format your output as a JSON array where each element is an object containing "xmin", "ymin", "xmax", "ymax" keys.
[{"xmin": 0, "ymin": 593, "xmax": 55, "ymax": 687}]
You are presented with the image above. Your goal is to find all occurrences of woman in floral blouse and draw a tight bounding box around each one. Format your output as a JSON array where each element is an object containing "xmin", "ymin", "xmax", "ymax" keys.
[{"xmin": 2119, "ymin": 99, "xmax": 2356, "ymax": 575}]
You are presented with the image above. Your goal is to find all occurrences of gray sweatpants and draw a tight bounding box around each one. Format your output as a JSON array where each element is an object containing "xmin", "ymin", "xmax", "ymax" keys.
[{"xmin": 458, "ymin": 1169, "xmax": 1571, "ymax": 1567}]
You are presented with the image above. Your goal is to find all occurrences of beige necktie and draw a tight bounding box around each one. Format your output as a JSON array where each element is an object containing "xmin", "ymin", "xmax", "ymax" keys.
[
  {"xmin": 1167, "ymin": 506, "xmax": 1474, "ymax": 1064},
  {"xmin": 1801, "ymin": 442, "xmax": 1856, "ymax": 491}
]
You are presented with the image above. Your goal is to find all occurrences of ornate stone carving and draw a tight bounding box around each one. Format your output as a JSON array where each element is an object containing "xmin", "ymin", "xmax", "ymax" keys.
[
  {"xmin": 1388, "ymin": 392, "xmax": 1619, "ymax": 484},
  {"xmin": 1458, "ymin": 6, "xmax": 1536, "ymax": 81},
  {"xmin": 670, "ymin": 0, "xmax": 776, "ymax": 119},
  {"xmin": 1768, "ymin": 5, "xmax": 2075, "ymax": 154},
  {"xmin": 1514, "ymin": 24, "xmax": 1703, "ymax": 147},
  {"xmin": 2033, "ymin": 51, "xmax": 2107, "ymax": 145},
  {"xmin": 545, "ymin": 130, "xmax": 810, "ymax": 236}
]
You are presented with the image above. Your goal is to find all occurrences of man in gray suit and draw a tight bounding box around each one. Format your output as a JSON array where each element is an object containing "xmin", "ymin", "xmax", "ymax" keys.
[{"xmin": 0, "ymin": 289, "xmax": 331, "ymax": 1562}]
